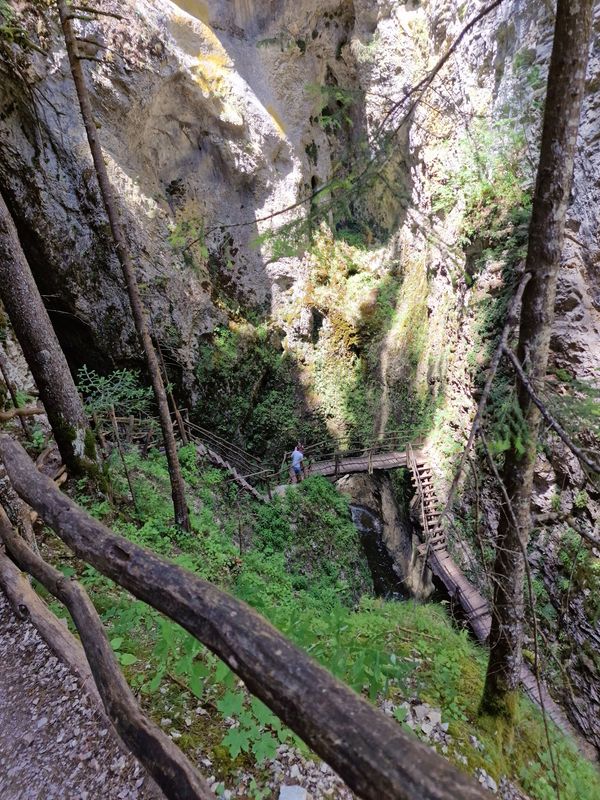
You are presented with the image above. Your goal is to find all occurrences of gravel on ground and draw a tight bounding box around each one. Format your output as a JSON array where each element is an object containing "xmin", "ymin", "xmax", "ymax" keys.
[{"xmin": 0, "ymin": 590, "xmax": 162, "ymax": 800}]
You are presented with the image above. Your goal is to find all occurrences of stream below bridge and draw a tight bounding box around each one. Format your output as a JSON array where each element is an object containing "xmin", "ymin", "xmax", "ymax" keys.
[{"xmin": 350, "ymin": 504, "xmax": 409, "ymax": 600}]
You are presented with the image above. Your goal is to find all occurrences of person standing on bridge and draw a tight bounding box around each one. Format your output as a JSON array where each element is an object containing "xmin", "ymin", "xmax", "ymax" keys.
[{"xmin": 290, "ymin": 444, "xmax": 306, "ymax": 484}]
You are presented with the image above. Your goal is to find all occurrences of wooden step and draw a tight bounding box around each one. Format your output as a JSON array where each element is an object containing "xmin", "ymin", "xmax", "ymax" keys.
[{"xmin": 429, "ymin": 536, "xmax": 446, "ymax": 547}]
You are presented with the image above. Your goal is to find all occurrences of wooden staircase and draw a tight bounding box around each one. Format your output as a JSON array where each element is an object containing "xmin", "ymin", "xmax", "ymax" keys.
[
  {"xmin": 180, "ymin": 425, "xmax": 596, "ymax": 757},
  {"xmin": 407, "ymin": 445, "xmax": 492, "ymax": 643}
]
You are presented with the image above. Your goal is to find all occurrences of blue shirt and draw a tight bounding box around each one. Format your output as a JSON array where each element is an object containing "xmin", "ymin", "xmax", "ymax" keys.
[{"xmin": 291, "ymin": 449, "xmax": 304, "ymax": 467}]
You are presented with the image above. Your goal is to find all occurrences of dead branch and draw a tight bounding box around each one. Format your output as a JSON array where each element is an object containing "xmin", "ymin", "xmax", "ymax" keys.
[
  {"xmin": 0, "ymin": 344, "xmax": 31, "ymax": 438},
  {"xmin": 534, "ymin": 512, "xmax": 600, "ymax": 548},
  {"xmin": 0, "ymin": 405, "xmax": 44, "ymax": 421},
  {"xmin": 0, "ymin": 433, "xmax": 487, "ymax": 800},
  {"xmin": 375, "ymin": 0, "xmax": 504, "ymax": 137},
  {"xmin": 503, "ymin": 345, "xmax": 600, "ymax": 474},
  {"xmin": 439, "ymin": 271, "xmax": 531, "ymax": 525},
  {"xmin": 68, "ymin": 5, "xmax": 125, "ymax": 20},
  {"xmin": 109, "ymin": 404, "xmax": 138, "ymax": 512},
  {"xmin": 0, "ymin": 509, "xmax": 215, "ymax": 800},
  {"xmin": 181, "ymin": 0, "xmax": 505, "ymax": 250}
]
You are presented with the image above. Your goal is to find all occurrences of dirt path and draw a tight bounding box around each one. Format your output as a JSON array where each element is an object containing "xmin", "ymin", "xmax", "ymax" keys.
[{"xmin": 0, "ymin": 590, "xmax": 162, "ymax": 800}]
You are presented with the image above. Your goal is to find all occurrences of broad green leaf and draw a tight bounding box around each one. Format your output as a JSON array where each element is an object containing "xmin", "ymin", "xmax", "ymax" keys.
[
  {"xmin": 252, "ymin": 733, "xmax": 278, "ymax": 762},
  {"xmin": 222, "ymin": 727, "xmax": 250, "ymax": 758},
  {"xmin": 147, "ymin": 670, "xmax": 164, "ymax": 693},
  {"xmin": 217, "ymin": 690, "xmax": 244, "ymax": 718},
  {"xmin": 250, "ymin": 697, "xmax": 277, "ymax": 728}
]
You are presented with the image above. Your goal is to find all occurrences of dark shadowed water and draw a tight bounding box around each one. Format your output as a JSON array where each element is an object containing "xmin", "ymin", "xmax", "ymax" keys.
[{"xmin": 350, "ymin": 504, "xmax": 408, "ymax": 600}]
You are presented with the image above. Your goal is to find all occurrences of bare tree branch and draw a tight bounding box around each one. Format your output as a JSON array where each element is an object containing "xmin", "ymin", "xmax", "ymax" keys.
[
  {"xmin": 67, "ymin": 6, "xmax": 125, "ymax": 20},
  {"xmin": 534, "ymin": 512, "xmax": 600, "ymax": 548},
  {"xmin": 438, "ymin": 271, "xmax": 531, "ymax": 525},
  {"xmin": 0, "ymin": 344, "xmax": 31, "ymax": 438},
  {"xmin": 503, "ymin": 345, "xmax": 600, "ymax": 474},
  {"xmin": 181, "ymin": 0, "xmax": 506, "ymax": 250},
  {"xmin": 0, "ymin": 405, "xmax": 44, "ymax": 422}
]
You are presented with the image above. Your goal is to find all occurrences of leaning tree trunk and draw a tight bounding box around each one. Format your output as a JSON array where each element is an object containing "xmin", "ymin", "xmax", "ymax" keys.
[
  {"xmin": 480, "ymin": 0, "xmax": 593, "ymax": 727},
  {"xmin": 0, "ymin": 192, "xmax": 94, "ymax": 472},
  {"xmin": 57, "ymin": 1, "xmax": 189, "ymax": 530}
]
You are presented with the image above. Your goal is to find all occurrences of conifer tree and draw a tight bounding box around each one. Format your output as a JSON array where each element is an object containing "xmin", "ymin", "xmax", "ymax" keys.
[{"xmin": 56, "ymin": 0, "xmax": 189, "ymax": 530}]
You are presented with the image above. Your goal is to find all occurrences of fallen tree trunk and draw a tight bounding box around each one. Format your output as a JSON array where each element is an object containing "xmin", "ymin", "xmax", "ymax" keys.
[
  {"xmin": 0, "ymin": 508, "xmax": 214, "ymax": 800},
  {"xmin": 0, "ymin": 405, "xmax": 44, "ymax": 422},
  {"xmin": 0, "ymin": 434, "xmax": 487, "ymax": 800}
]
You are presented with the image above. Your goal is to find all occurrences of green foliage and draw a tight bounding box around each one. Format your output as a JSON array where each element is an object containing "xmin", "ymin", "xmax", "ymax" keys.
[
  {"xmin": 167, "ymin": 216, "xmax": 209, "ymax": 276},
  {"xmin": 544, "ymin": 369, "xmax": 600, "ymax": 451},
  {"xmin": 432, "ymin": 118, "xmax": 531, "ymax": 224},
  {"xmin": 307, "ymin": 83, "xmax": 356, "ymax": 134},
  {"xmin": 194, "ymin": 323, "xmax": 329, "ymax": 461},
  {"xmin": 432, "ymin": 117, "xmax": 532, "ymax": 299},
  {"xmin": 238, "ymin": 477, "xmax": 371, "ymax": 612},
  {"xmin": 556, "ymin": 529, "xmax": 600, "ymax": 624},
  {"xmin": 0, "ymin": 1, "xmax": 37, "ymax": 49},
  {"xmin": 77, "ymin": 366, "xmax": 153, "ymax": 416},
  {"xmin": 573, "ymin": 490, "xmax": 588, "ymax": 511},
  {"xmin": 30, "ymin": 424, "xmax": 46, "ymax": 450}
]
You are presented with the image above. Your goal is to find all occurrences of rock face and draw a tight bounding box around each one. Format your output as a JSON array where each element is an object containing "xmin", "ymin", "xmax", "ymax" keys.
[
  {"xmin": 2, "ymin": 1, "xmax": 598, "ymax": 393},
  {"xmin": 337, "ymin": 471, "xmax": 433, "ymax": 599}
]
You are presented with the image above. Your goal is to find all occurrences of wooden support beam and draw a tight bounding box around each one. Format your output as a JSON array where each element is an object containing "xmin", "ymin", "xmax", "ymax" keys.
[
  {"xmin": 0, "ymin": 434, "xmax": 487, "ymax": 800},
  {"xmin": 0, "ymin": 405, "xmax": 44, "ymax": 422}
]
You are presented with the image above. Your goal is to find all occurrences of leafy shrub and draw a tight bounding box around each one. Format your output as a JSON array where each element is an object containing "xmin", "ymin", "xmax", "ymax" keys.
[{"xmin": 77, "ymin": 366, "xmax": 153, "ymax": 416}]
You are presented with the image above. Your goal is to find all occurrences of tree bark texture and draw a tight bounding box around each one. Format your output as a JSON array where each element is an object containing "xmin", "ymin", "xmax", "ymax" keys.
[
  {"xmin": 56, "ymin": 1, "xmax": 189, "ymax": 531},
  {"xmin": 0, "ymin": 510, "xmax": 215, "ymax": 800},
  {"xmin": 0, "ymin": 434, "xmax": 488, "ymax": 800},
  {"xmin": 0, "ymin": 192, "xmax": 94, "ymax": 472},
  {"xmin": 0, "ymin": 461, "xmax": 37, "ymax": 550},
  {"xmin": 481, "ymin": 0, "xmax": 594, "ymax": 722}
]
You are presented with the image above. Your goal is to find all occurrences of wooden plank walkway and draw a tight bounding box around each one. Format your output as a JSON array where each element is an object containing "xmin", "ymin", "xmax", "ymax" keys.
[
  {"xmin": 428, "ymin": 550, "xmax": 492, "ymax": 641},
  {"xmin": 186, "ymin": 426, "xmax": 595, "ymax": 760},
  {"xmin": 308, "ymin": 450, "xmax": 419, "ymax": 478}
]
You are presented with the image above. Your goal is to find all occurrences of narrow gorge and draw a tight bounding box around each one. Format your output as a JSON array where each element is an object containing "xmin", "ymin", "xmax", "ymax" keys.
[{"xmin": 0, "ymin": 1, "xmax": 599, "ymax": 799}]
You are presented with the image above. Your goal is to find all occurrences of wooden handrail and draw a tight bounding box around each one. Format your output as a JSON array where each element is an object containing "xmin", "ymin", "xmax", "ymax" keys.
[
  {"xmin": 0, "ymin": 509, "xmax": 215, "ymax": 800},
  {"xmin": 0, "ymin": 435, "xmax": 487, "ymax": 800}
]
